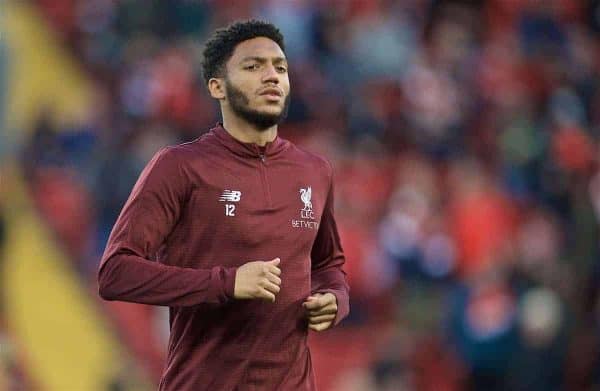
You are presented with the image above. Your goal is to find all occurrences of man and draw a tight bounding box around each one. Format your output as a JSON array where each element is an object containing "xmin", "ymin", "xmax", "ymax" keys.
[{"xmin": 98, "ymin": 20, "xmax": 349, "ymax": 390}]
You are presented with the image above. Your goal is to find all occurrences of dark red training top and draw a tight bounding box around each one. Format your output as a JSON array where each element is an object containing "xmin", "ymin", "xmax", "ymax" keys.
[{"xmin": 98, "ymin": 124, "xmax": 350, "ymax": 390}]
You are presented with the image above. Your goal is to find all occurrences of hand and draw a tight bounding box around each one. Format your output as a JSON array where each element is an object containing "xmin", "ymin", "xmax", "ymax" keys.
[
  {"xmin": 302, "ymin": 292, "xmax": 337, "ymax": 331},
  {"xmin": 234, "ymin": 258, "xmax": 282, "ymax": 302}
]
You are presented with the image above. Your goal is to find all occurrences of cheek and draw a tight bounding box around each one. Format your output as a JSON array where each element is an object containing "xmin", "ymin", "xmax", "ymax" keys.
[
  {"xmin": 227, "ymin": 74, "xmax": 255, "ymax": 93},
  {"xmin": 282, "ymin": 77, "xmax": 291, "ymax": 95}
]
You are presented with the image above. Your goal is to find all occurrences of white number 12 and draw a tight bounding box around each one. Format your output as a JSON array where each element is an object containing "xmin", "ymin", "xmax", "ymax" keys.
[{"xmin": 225, "ymin": 204, "xmax": 235, "ymax": 217}]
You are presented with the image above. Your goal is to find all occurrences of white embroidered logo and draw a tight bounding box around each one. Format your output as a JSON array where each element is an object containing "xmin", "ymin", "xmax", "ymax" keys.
[
  {"xmin": 300, "ymin": 186, "xmax": 312, "ymax": 212},
  {"xmin": 292, "ymin": 186, "xmax": 318, "ymax": 229},
  {"xmin": 219, "ymin": 190, "xmax": 241, "ymax": 202},
  {"xmin": 219, "ymin": 190, "xmax": 241, "ymax": 217}
]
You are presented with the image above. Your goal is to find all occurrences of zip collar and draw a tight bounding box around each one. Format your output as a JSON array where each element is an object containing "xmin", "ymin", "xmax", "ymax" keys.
[{"xmin": 210, "ymin": 122, "xmax": 289, "ymax": 159}]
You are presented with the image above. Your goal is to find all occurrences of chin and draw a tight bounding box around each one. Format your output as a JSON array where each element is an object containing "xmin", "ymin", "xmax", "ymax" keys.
[{"xmin": 257, "ymin": 107, "xmax": 283, "ymax": 116}]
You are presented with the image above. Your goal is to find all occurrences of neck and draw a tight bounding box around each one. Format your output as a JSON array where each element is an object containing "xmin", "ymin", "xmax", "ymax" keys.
[{"xmin": 221, "ymin": 110, "xmax": 277, "ymax": 147}]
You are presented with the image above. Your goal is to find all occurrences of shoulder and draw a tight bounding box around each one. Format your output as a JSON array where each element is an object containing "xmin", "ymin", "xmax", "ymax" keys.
[
  {"xmin": 142, "ymin": 141, "xmax": 200, "ymax": 184},
  {"xmin": 153, "ymin": 135, "xmax": 213, "ymax": 168},
  {"xmin": 146, "ymin": 144, "xmax": 187, "ymax": 173},
  {"xmin": 284, "ymin": 142, "xmax": 334, "ymax": 182}
]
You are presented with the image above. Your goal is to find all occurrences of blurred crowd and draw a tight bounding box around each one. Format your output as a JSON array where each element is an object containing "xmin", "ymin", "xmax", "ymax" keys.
[{"xmin": 9, "ymin": 0, "xmax": 600, "ymax": 389}]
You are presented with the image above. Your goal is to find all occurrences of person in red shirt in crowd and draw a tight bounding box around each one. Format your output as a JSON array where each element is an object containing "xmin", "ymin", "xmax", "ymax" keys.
[{"xmin": 97, "ymin": 20, "xmax": 349, "ymax": 391}]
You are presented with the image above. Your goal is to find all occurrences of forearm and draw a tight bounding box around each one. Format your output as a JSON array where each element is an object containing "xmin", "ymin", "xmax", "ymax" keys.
[{"xmin": 98, "ymin": 254, "xmax": 237, "ymax": 307}]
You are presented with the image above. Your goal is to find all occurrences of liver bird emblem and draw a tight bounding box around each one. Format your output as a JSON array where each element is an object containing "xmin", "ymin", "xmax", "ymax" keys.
[{"xmin": 300, "ymin": 187, "xmax": 312, "ymax": 211}]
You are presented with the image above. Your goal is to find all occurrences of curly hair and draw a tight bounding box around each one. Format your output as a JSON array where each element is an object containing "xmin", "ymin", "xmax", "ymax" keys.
[{"xmin": 201, "ymin": 20, "xmax": 285, "ymax": 85}]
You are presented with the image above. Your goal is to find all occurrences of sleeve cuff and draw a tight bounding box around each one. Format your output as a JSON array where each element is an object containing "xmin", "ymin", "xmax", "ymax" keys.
[
  {"xmin": 223, "ymin": 267, "xmax": 237, "ymax": 300},
  {"xmin": 209, "ymin": 266, "xmax": 238, "ymax": 304}
]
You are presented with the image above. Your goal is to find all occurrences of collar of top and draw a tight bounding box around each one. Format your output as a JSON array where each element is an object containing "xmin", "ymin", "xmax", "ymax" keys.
[{"xmin": 211, "ymin": 123, "xmax": 288, "ymax": 159}]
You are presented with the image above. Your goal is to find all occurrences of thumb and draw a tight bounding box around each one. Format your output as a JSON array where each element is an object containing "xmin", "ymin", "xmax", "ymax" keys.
[{"xmin": 268, "ymin": 258, "xmax": 281, "ymax": 266}]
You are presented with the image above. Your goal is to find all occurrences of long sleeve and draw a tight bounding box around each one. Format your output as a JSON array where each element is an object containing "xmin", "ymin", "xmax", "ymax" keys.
[
  {"xmin": 97, "ymin": 147, "xmax": 236, "ymax": 307},
  {"xmin": 310, "ymin": 167, "xmax": 350, "ymax": 326}
]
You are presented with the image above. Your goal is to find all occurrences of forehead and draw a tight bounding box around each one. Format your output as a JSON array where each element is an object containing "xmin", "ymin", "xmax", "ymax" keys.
[{"xmin": 229, "ymin": 37, "xmax": 286, "ymax": 63}]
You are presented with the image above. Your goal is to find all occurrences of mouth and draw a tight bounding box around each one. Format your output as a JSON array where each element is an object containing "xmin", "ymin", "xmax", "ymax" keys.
[{"xmin": 259, "ymin": 88, "xmax": 283, "ymax": 100}]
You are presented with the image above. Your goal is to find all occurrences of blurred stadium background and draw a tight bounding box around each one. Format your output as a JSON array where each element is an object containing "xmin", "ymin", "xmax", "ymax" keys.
[{"xmin": 2, "ymin": 0, "xmax": 600, "ymax": 390}]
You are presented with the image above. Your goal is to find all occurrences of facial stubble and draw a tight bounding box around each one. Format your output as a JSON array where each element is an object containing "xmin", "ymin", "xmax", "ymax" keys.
[{"xmin": 225, "ymin": 78, "xmax": 290, "ymax": 130}]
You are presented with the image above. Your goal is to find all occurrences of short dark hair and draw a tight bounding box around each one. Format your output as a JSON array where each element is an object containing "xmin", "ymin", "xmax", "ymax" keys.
[{"xmin": 201, "ymin": 20, "xmax": 285, "ymax": 85}]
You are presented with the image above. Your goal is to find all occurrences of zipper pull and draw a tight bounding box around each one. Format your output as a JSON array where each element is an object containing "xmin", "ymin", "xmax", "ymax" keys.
[{"xmin": 259, "ymin": 154, "xmax": 266, "ymax": 163}]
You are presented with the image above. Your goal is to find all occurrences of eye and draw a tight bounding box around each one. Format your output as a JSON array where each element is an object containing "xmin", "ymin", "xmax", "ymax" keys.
[
  {"xmin": 245, "ymin": 64, "xmax": 259, "ymax": 71},
  {"xmin": 276, "ymin": 66, "xmax": 288, "ymax": 73}
]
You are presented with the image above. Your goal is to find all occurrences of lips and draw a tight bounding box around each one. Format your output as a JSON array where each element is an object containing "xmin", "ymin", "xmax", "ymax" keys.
[{"xmin": 259, "ymin": 88, "xmax": 283, "ymax": 97}]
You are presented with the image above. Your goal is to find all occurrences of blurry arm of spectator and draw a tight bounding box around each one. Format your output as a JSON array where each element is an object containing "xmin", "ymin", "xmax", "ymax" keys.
[
  {"xmin": 305, "ymin": 168, "xmax": 350, "ymax": 328},
  {"xmin": 97, "ymin": 148, "xmax": 236, "ymax": 306}
]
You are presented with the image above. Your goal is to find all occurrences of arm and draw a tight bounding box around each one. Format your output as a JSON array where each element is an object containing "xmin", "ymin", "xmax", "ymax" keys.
[
  {"xmin": 309, "ymin": 169, "xmax": 350, "ymax": 326},
  {"xmin": 97, "ymin": 148, "xmax": 237, "ymax": 307}
]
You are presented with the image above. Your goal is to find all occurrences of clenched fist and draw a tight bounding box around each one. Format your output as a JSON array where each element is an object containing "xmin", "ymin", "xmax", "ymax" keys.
[
  {"xmin": 234, "ymin": 258, "xmax": 282, "ymax": 302},
  {"xmin": 302, "ymin": 292, "xmax": 338, "ymax": 331}
]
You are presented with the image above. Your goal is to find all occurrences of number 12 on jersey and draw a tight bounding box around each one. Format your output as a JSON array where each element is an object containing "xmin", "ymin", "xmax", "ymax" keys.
[{"xmin": 225, "ymin": 204, "xmax": 236, "ymax": 217}]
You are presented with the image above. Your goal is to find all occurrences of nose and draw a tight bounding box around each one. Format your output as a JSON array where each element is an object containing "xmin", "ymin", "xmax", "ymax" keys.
[{"xmin": 261, "ymin": 64, "xmax": 279, "ymax": 84}]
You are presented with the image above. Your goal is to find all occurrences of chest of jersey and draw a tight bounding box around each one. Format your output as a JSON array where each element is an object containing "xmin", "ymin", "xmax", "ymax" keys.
[{"xmin": 181, "ymin": 158, "xmax": 327, "ymax": 268}]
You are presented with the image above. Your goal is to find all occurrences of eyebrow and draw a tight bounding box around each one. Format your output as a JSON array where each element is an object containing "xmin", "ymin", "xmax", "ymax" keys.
[{"xmin": 240, "ymin": 56, "xmax": 288, "ymax": 64}]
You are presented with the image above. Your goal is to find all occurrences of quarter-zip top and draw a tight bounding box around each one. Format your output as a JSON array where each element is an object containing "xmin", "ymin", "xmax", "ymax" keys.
[
  {"xmin": 97, "ymin": 123, "xmax": 350, "ymax": 391},
  {"xmin": 257, "ymin": 146, "xmax": 272, "ymax": 208}
]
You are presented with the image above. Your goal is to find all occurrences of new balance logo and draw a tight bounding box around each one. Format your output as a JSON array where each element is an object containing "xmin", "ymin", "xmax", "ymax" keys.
[{"xmin": 219, "ymin": 190, "xmax": 242, "ymax": 202}]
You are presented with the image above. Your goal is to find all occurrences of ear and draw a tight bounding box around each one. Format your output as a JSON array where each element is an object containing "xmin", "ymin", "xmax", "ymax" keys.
[{"xmin": 208, "ymin": 77, "xmax": 226, "ymax": 100}]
